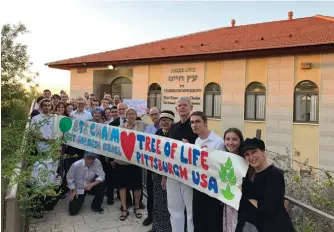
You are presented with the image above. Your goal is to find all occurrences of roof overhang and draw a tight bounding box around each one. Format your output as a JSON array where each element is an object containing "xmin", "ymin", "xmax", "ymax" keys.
[{"xmin": 47, "ymin": 44, "xmax": 334, "ymax": 70}]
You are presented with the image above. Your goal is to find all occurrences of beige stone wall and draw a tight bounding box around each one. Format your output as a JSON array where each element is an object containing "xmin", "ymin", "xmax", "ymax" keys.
[
  {"xmin": 319, "ymin": 53, "xmax": 334, "ymax": 170},
  {"xmin": 266, "ymin": 56, "xmax": 294, "ymax": 156},
  {"xmin": 221, "ymin": 59, "xmax": 246, "ymax": 133},
  {"xmin": 70, "ymin": 68, "xmax": 94, "ymax": 98},
  {"xmin": 132, "ymin": 66, "xmax": 149, "ymax": 99}
]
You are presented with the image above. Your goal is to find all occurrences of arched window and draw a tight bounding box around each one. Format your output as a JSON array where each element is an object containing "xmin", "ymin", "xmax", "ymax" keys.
[
  {"xmin": 294, "ymin": 80, "xmax": 319, "ymax": 123},
  {"xmin": 204, "ymin": 82, "xmax": 221, "ymax": 118},
  {"xmin": 245, "ymin": 82, "xmax": 266, "ymax": 120},
  {"xmin": 147, "ymin": 83, "xmax": 161, "ymax": 109},
  {"xmin": 111, "ymin": 77, "xmax": 132, "ymax": 99}
]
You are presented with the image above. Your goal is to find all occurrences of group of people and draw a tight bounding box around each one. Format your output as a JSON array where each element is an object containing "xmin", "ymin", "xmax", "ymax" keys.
[{"xmin": 29, "ymin": 89, "xmax": 295, "ymax": 232}]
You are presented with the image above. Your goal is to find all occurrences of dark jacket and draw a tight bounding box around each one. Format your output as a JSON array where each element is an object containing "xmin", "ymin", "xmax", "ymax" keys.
[
  {"xmin": 238, "ymin": 165, "xmax": 295, "ymax": 232},
  {"xmin": 109, "ymin": 117, "xmax": 120, "ymax": 127}
]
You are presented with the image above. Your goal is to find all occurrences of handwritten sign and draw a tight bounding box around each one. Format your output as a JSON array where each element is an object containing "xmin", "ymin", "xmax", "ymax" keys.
[
  {"xmin": 54, "ymin": 116, "xmax": 249, "ymax": 210},
  {"xmin": 123, "ymin": 99, "xmax": 147, "ymax": 115}
]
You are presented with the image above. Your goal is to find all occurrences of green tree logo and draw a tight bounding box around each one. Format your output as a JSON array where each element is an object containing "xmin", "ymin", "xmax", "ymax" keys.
[{"xmin": 219, "ymin": 157, "xmax": 237, "ymax": 200}]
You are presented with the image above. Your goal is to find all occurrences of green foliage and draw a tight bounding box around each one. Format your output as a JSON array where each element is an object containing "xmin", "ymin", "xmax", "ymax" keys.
[
  {"xmin": 1, "ymin": 23, "xmax": 39, "ymax": 126},
  {"xmin": 219, "ymin": 157, "xmax": 236, "ymax": 200},
  {"xmin": 267, "ymin": 148, "xmax": 334, "ymax": 231},
  {"xmin": 1, "ymin": 23, "xmax": 61, "ymax": 223}
]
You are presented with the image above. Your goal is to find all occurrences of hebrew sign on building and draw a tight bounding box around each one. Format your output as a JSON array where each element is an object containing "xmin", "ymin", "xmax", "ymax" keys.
[{"xmin": 161, "ymin": 63, "xmax": 205, "ymax": 117}]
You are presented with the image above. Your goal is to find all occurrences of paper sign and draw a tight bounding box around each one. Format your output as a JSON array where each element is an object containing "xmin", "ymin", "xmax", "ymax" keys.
[
  {"xmin": 54, "ymin": 116, "xmax": 249, "ymax": 210},
  {"xmin": 123, "ymin": 99, "xmax": 147, "ymax": 115}
]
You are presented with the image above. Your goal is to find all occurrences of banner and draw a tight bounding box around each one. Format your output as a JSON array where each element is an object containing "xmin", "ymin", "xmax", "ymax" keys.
[
  {"xmin": 54, "ymin": 116, "xmax": 249, "ymax": 210},
  {"xmin": 123, "ymin": 99, "xmax": 147, "ymax": 115}
]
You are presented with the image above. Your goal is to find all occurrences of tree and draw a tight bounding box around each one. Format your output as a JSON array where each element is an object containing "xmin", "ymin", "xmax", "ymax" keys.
[
  {"xmin": 1, "ymin": 22, "xmax": 39, "ymax": 126},
  {"xmin": 1, "ymin": 23, "xmax": 61, "ymax": 226}
]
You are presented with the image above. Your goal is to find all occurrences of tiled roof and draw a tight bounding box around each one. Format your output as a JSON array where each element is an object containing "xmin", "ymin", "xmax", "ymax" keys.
[{"xmin": 47, "ymin": 15, "xmax": 334, "ymax": 68}]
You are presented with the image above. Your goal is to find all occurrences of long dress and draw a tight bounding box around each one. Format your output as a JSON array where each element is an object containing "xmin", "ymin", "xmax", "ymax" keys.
[{"xmin": 152, "ymin": 129, "xmax": 172, "ymax": 232}]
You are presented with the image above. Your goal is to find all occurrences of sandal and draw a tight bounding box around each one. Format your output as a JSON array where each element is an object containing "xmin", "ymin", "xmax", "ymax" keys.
[
  {"xmin": 119, "ymin": 210, "xmax": 129, "ymax": 221},
  {"xmin": 133, "ymin": 208, "xmax": 142, "ymax": 219}
]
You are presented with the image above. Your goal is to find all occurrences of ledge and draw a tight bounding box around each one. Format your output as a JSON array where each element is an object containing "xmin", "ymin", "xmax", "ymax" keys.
[
  {"xmin": 293, "ymin": 122, "xmax": 319, "ymax": 126},
  {"xmin": 244, "ymin": 120, "xmax": 265, "ymax": 123},
  {"xmin": 208, "ymin": 118, "xmax": 221, "ymax": 121}
]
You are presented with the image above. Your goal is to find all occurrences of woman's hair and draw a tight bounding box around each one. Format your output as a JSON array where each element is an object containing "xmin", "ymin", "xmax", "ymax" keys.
[
  {"xmin": 223, "ymin": 127, "xmax": 244, "ymax": 143},
  {"xmin": 55, "ymin": 102, "xmax": 66, "ymax": 114},
  {"xmin": 64, "ymin": 103, "xmax": 74, "ymax": 117},
  {"xmin": 224, "ymin": 127, "xmax": 256, "ymax": 180},
  {"xmin": 190, "ymin": 111, "xmax": 208, "ymax": 123}
]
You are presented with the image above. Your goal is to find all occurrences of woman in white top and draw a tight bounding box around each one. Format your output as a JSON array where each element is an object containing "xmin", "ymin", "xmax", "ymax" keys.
[
  {"xmin": 190, "ymin": 111, "xmax": 224, "ymax": 232},
  {"xmin": 117, "ymin": 108, "xmax": 149, "ymax": 221},
  {"xmin": 222, "ymin": 128, "xmax": 244, "ymax": 232}
]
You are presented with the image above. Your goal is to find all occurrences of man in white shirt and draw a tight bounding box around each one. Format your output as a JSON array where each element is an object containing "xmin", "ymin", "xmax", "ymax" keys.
[
  {"xmin": 30, "ymin": 98, "xmax": 55, "ymax": 153},
  {"xmin": 67, "ymin": 151, "xmax": 106, "ymax": 215},
  {"xmin": 70, "ymin": 98, "xmax": 93, "ymax": 121},
  {"xmin": 190, "ymin": 111, "xmax": 224, "ymax": 232}
]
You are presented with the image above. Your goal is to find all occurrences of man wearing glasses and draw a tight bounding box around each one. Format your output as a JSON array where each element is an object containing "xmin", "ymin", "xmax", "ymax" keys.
[{"xmin": 67, "ymin": 151, "xmax": 106, "ymax": 215}]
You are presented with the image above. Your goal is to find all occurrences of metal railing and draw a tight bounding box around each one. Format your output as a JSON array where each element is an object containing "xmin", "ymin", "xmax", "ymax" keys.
[
  {"xmin": 2, "ymin": 100, "xmax": 35, "ymax": 232},
  {"xmin": 286, "ymin": 196, "xmax": 334, "ymax": 232},
  {"xmin": 141, "ymin": 128, "xmax": 334, "ymax": 231}
]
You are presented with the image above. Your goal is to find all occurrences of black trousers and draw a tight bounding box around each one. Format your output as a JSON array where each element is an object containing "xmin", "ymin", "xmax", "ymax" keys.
[
  {"xmin": 103, "ymin": 160, "xmax": 115, "ymax": 200},
  {"xmin": 69, "ymin": 182, "xmax": 106, "ymax": 215},
  {"xmin": 32, "ymin": 186, "xmax": 61, "ymax": 215},
  {"xmin": 193, "ymin": 189, "xmax": 223, "ymax": 232},
  {"xmin": 146, "ymin": 170, "xmax": 153, "ymax": 219}
]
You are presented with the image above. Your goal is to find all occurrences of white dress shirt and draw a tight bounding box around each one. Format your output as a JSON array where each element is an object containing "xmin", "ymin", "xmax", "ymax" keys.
[
  {"xmin": 30, "ymin": 113, "xmax": 54, "ymax": 152},
  {"xmin": 66, "ymin": 159, "xmax": 105, "ymax": 194},
  {"xmin": 70, "ymin": 110, "xmax": 93, "ymax": 121},
  {"xmin": 195, "ymin": 131, "xmax": 225, "ymax": 151}
]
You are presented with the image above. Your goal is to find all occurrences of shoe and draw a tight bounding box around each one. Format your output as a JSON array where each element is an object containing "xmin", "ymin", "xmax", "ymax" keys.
[
  {"xmin": 92, "ymin": 207, "xmax": 104, "ymax": 214},
  {"xmin": 107, "ymin": 199, "xmax": 114, "ymax": 205},
  {"xmin": 142, "ymin": 217, "xmax": 152, "ymax": 226},
  {"xmin": 46, "ymin": 206, "xmax": 55, "ymax": 211},
  {"xmin": 119, "ymin": 203, "xmax": 132, "ymax": 211},
  {"xmin": 119, "ymin": 210, "xmax": 129, "ymax": 221},
  {"xmin": 33, "ymin": 213, "xmax": 43, "ymax": 219},
  {"xmin": 139, "ymin": 201, "xmax": 145, "ymax": 210}
]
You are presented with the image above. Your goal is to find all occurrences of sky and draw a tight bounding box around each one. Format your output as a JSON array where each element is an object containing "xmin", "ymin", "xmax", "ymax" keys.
[{"xmin": 1, "ymin": 0, "xmax": 334, "ymax": 95}]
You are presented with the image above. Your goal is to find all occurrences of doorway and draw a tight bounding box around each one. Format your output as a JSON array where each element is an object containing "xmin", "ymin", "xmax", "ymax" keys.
[{"xmin": 111, "ymin": 77, "xmax": 133, "ymax": 99}]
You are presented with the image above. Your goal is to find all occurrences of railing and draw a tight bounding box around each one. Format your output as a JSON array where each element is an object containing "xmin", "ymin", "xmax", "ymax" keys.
[
  {"xmin": 142, "ymin": 128, "xmax": 334, "ymax": 231},
  {"xmin": 256, "ymin": 129, "xmax": 334, "ymax": 231},
  {"xmin": 2, "ymin": 100, "xmax": 35, "ymax": 232},
  {"xmin": 286, "ymin": 196, "xmax": 334, "ymax": 232}
]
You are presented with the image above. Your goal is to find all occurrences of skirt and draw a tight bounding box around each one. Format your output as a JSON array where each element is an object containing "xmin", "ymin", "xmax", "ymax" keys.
[
  {"xmin": 115, "ymin": 164, "xmax": 142, "ymax": 190},
  {"xmin": 152, "ymin": 173, "xmax": 172, "ymax": 232}
]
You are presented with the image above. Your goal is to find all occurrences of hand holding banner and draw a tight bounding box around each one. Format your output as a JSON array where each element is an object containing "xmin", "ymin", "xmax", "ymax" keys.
[{"xmin": 54, "ymin": 116, "xmax": 249, "ymax": 210}]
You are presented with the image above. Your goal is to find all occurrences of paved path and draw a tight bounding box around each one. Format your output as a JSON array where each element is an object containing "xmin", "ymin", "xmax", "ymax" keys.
[{"xmin": 29, "ymin": 194, "xmax": 151, "ymax": 232}]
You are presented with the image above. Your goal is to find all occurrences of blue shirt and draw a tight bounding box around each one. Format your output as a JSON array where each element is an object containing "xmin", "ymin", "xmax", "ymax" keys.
[{"xmin": 144, "ymin": 124, "xmax": 159, "ymax": 135}]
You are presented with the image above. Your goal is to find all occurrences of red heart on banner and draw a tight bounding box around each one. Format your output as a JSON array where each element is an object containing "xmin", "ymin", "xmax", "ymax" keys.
[{"xmin": 120, "ymin": 131, "xmax": 136, "ymax": 161}]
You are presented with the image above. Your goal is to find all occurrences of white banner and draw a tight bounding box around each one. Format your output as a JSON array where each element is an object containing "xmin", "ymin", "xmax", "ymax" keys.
[{"xmin": 54, "ymin": 116, "xmax": 249, "ymax": 210}]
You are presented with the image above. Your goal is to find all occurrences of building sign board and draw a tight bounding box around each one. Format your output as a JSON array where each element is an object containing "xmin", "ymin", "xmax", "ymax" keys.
[{"xmin": 161, "ymin": 63, "xmax": 205, "ymax": 118}]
